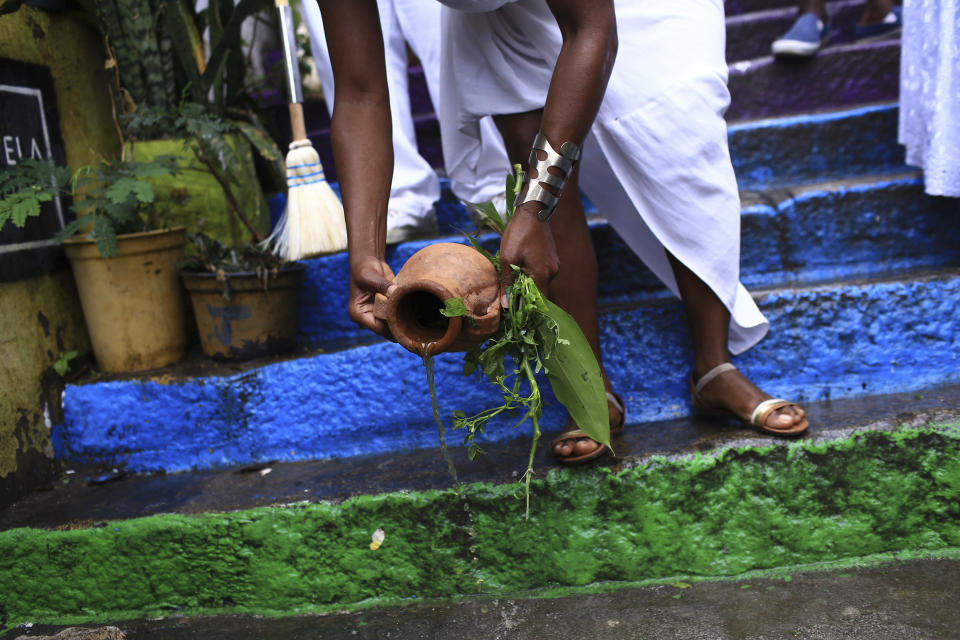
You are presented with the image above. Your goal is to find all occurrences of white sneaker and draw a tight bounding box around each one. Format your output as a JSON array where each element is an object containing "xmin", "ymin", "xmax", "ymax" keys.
[
  {"xmin": 385, "ymin": 208, "xmax": 439, "ymax": 245},
  {"xmin": 771, "ymin": 13, "xmax": 829, "ymax": 57}
]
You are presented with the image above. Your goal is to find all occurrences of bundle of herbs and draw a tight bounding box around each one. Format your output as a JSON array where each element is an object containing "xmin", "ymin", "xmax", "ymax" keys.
[{"xmin": 441, "ymin": 166, "xmax": 610, "ymax": 516}]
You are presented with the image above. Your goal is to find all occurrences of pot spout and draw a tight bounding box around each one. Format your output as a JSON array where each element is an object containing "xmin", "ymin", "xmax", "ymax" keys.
[{"xmin": 373, "ymin": 243, "xmax": 500, "ymax": 355}]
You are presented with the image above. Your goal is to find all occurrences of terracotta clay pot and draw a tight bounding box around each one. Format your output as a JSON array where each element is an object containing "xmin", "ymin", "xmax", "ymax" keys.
[
  {"xmin": 374, "ymin": 243, "xmax": 500, "ymax": 355},
  {"xmin": 62, "ymin": 227, "xmax": 187, "ymax": 372},
  {"xmin": 181, "ymin": 264, "xmax": 305, "ymax": 360}
]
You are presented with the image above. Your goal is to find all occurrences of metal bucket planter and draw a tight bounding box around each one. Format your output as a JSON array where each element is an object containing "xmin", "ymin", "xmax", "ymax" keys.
[
  {"xmin": 62, "ymin": 227, "xmax": 188, "ymax": 372},
  {"xmin": 181, "ymin": 264, "xmax": 305, "ymax": 360}
]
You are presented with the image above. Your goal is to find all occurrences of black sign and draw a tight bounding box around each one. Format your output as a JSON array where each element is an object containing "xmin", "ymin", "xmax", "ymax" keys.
[{"xmin": 1, "ymin": 58, "xmax": 71, "ymax": 282}]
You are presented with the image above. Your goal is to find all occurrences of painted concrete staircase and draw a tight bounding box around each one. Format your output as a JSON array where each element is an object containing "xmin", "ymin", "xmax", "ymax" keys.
[{"xmin": 2, "ymin": 0, "xmax": 959, "ymax": 632}]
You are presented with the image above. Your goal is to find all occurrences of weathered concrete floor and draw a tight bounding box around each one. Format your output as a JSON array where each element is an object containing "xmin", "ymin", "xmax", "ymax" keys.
[
  {"xmin": 5, "ymin": 558, "xmax": 958, "ymax": 639},
  {"xmin": 3, "ymin": 384, "xmax": 959, "ymax": 532}
]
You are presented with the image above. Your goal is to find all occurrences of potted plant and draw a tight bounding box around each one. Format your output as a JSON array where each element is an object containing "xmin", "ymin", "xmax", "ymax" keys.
[
  {"xmin": 178, "ymin": 233, "xmax": 304, "ymax": 360},
  {"xmin": 1, "ymin": 156, "xmax": 190, "ymax": 372},
  {"xmin": 147, "ymin": 104, "xmax": 304, "ymax": 361},
  {"xmin": 81, "ymin": 0, "xmax": 284, "ymax": 247}
]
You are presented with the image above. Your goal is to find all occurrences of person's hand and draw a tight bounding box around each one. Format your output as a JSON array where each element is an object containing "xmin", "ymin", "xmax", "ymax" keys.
[
  {"xmin": 498, "ymin": 202, "xmax": 559, "ymax": 306},
  {"xmin": 348, "ymin": 255, "xmax": 397, "ymax": 338}
]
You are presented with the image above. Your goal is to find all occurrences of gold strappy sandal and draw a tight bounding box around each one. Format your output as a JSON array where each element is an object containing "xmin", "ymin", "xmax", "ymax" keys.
[{"xmin": 690, "ymin": 363, "xmax": 808, "ymax": 436}]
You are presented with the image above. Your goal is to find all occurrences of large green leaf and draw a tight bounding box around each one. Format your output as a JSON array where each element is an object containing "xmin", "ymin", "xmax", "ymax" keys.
[{"xmin": 541, "ymin": 299, "xmax": 610, "ymax": 448}]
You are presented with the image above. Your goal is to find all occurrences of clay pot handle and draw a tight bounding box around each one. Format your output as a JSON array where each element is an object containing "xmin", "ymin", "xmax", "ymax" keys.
[
  {"xmin": 467, "ymin": 301, "xmax": 501, "ymax": 338},
  {"xmin": 373, "ymin": 291, "xmax": 390, "ymax": 321}
]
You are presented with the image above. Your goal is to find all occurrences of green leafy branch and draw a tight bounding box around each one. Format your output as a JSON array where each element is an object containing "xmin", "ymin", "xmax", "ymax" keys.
[
  {"xmin": 444, "ymin": 166, "xmax": 609, "ymax": 518},
  {"xmin": 55, "ymin": 156, "xmax": 180, "ymax": 258},
  {"xmin": 0, "ymin": 160, "xmax": 70, "ymax": 231},
  {"xmin": 0, "ymin": 157, "xmax": 180, "ymax": 258}
]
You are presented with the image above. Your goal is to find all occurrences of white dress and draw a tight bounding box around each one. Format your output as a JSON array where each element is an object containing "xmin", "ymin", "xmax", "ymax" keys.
[
  {"xmin": 303, "ymin": 0, "xmax": 509, "ymax": 227},
  {"xmin": 898, "ymin": 0, "xmax": 960, "ymax": 197},
  {"xmin": 439, "ymin": 0, "xmax": 769, "ymax": 354}
]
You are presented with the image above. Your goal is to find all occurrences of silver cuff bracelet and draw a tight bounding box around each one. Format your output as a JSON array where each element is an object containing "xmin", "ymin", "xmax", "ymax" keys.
[{"xmin": 513, "ymin": 131, "xmax": 581, "ymax": 222}]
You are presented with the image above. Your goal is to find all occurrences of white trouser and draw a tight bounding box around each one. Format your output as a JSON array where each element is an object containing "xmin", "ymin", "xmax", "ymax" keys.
[{"xmin": 303, "ymin": 0, "xmax": 509, "ymax": 227}]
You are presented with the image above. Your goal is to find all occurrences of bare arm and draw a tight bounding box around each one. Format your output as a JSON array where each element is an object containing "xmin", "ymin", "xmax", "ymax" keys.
[
  {"xmin": 499, "ymin": 0, "xmax": 617, "ymax": 297},
  {"xmin": 317, "ymin": 0, "xmax": 396, "ymax": 336}
]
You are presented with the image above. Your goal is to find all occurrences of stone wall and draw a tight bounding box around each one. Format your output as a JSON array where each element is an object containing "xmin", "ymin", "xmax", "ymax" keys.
[{"xmin": 0, "ymin": 5, "xmax": 116, "ymax": 503}]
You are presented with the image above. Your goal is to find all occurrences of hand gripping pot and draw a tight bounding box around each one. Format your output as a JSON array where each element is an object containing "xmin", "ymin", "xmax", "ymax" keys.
[{"xmin": 374, "ymin": 243, "xmax": 501, "ymax": 355}]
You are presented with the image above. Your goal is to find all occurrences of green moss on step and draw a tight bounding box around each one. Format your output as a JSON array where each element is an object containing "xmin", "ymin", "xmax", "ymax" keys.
[{"xmin": 1, "ymin": 425, "xmax": 958, "ymax": 627}]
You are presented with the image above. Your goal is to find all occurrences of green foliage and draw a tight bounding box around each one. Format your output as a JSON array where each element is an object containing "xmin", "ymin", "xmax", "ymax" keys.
[
  {"xmin": 541, "ymin": 298, "xmax": 609, "ymax": 448},
  {"xmin": 95, "ymin": 0, "xmax": 178, "ymax": 115},
  {"xmin": 446, "ymin": 165, "xmax": 609, "ymax": 515},
  {"xmin": 82, "ymin": 0, "xmax": 276, "ymax": 164},
  {"xmin": 0, "ymin": 159, "xmax": 70, "ymax": 231},
  {"xmin": 453, "ymin": 271, "xmax": 609, "ymax": 481},
  {"xmin": 53, "ymin": 350, "xmax": 79, "ymax": 377},
  {"xmin": 180, "ymin": 232, "xmax": 285, "ymax": 274},
  {"xmin": 0, "ymin": 157, "xmax": 181, "ymax": 257},
  {"xmin": 463, "ymin": 163, "xmax": 524, "ymax": 236},
  {"xmin": 178, "ymin": 232, "xmax": 288, "ymax": 300},
  {"xmin": 124, "ymin": 102, "xmax": 284, "ymax": 195},
  {"xmin": 440, "ymin": 297, "xmax": 469, "ymax": 319},
  {"xmin": 54, "ymin": 156, "xmax": 180, "ymax": 257}
]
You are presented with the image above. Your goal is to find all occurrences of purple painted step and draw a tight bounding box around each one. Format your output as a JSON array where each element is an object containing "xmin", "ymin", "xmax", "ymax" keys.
[
  {"xmin": 265, "ymin": 31, "xmax": 899, "ymax": 183},
  {"xmin": 725, "ymin": 0, "xmax": 801, "ymax": 15},
  {"xmin": 726, "ymin": 0, "xmax": 869, "ymax": 63},
  {"xmin": 726, "ymin": 40, "xmax": 899, "ymax": 121}
]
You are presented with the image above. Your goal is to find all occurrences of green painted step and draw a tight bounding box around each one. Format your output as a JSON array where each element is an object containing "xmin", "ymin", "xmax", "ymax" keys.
[
  {"xmin": 3, "ymin": 397, "xmax": 958, "ymax": 629},
  {"xmin": 8, "ymin": 556, "xmax": 959, "ymax": 639}
]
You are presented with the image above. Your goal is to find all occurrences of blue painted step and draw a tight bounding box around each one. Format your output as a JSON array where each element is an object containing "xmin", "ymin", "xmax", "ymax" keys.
[
  {"xmin": 55, "ymin": 269, "xmax": 960, "ymax": 473},
  {"xmin": 729, "ymin": 103, "xmax": 902, "ymax": 191},
  {"xmin": 299, "ymin": 172, "xmax": 956, "ymax": 350}
]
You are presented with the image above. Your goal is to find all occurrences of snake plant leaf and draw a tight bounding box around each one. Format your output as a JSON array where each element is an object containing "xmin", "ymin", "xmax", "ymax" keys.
[
  {"xmin": 541, "ymin": 299, "xmax": 610, "ymax": 448},
  {"xmin": 231, "ymin": 119, "xmax": 282, "ymax": 163},
  {"xmin": 164, "ymin": 0, "xmax": 206, "ymax": 103},
  {"xmin": 227, "ymin": 114, "xmax": 284, "ymax": 193},
  {"xmin": 199, "ymin": 0, "xmax": 266, "ymax": 102}
]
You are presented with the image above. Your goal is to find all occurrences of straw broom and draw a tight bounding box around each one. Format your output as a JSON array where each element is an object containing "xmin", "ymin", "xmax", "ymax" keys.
[{"xmin": 266, "ymin": 0, "xmax": 347, "ymax": 259}]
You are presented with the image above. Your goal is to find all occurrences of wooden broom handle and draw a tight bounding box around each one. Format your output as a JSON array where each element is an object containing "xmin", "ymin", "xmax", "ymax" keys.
[{"xmin": 289, "ymin": 102, "xmax": 307, "ymax": 142}]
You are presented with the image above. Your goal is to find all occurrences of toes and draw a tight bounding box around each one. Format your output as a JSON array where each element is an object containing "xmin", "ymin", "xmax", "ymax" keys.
[
  {"xmin": 766, "ymin": 405, "xmax": 808, "ymax": 430},
  {"xmin": 573, "ymin": 438, "xmax": 600, "ymax": 456},
  {"xmin": 552, "ymin": 437, "xmax": 601, "ymax": 460},
  {"xmin": 769, "ymin": 409, "xmax": 797, "ymax": 428},
  {"xmin": 553, "ymin": 440, "xmax": 575, "ymax": 457}
]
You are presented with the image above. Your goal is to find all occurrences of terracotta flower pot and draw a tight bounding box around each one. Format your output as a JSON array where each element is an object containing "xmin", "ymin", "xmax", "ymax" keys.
[
  {"xmin": 181, "ymin": 264, "xmax": 305, "ymax": 360},
  {"xmin": 62, "ymin": 227, "xmax": 187, "ymax": 372},
  {"xmin": 374, "ymin": 242, "xmax": 500, "ymax": 355}
]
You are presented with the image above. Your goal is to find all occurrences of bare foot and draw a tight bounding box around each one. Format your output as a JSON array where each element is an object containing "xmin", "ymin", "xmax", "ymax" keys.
[
  {"xmin": 693, "ymin": 363, "xmax": 807, "ymax": 434},
  {"xmin": 551, "ymin": 393, "xmax": 625, "ymax": 462}
]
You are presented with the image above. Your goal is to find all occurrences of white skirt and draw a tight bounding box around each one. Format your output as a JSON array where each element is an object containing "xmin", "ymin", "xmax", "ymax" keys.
[
  {"xmin": 439, "ymin": 0, "xmax": 768, "ymax": 354},
  {"xmin": 898, "ymin": 0, "xmax": 960, "ymax": 197}
]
